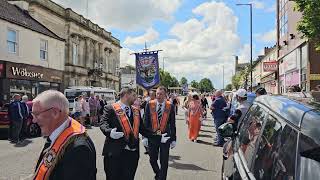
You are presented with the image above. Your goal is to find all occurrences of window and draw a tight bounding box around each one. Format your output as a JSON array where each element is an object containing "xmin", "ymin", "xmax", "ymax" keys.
[
  {"xmin": 279, "ymin": 0, "xmax": 288, "ymax": 37},
  {"xmin": 253, "ymin": 115, "xmax": 297, "ymax": 180},
  {"xmin": 40, "ymin": 39, "xmax": 48, "ymax": 60},
  {"xmin": 237, "ymin": 105, "xmax": 268, "ymax": 169},
  {"xmin": 72, "ymin": 43, "xmax": 78, "ymax": 65},
  {"xmin": 7, "ymin": 29, "xmax": 18, "ymax": 53}
]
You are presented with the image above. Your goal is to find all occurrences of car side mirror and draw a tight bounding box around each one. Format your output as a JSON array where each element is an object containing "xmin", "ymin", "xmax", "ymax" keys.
[{"xmin": 218, "ymin": 123, "xmax": 234, "ymax": 137}]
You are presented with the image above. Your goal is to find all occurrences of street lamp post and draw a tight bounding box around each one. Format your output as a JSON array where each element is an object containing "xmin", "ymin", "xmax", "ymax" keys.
[
  {"xmin": 162, "ymin": 57, "xmax": 169, "ymax": 71},
  {"xmin": 237, "ymin": 3, "xmax": 253, "ymax": 91}
]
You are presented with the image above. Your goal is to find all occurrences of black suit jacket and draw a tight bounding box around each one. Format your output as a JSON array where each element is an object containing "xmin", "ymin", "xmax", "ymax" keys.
[
  {"xmin": 144, "ymin": 101, "xmax": 176, "ymax": 143},
  {"xmin": 100, "ymin": 104, "xmax": 154, "ymax": 157},
  {"xmin": 48, "ymin": 135, "xmax": 97, "ymax": 180}
]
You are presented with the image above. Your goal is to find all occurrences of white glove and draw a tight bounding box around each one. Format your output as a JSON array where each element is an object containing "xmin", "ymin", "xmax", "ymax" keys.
[
  {"xmin": 142, "ymin": 138, "xmax": 148, "ymax": 147},
  {"xmin": 110, "ymin": 128, "xmax": 124, "ymax": 139},
  {"xmin": 161, "ymin": 133, "xmax": 171, "ymax": 143},
  {"xmin": 170, "ymin": 141, "xmax": 176, "ymax": 149}
]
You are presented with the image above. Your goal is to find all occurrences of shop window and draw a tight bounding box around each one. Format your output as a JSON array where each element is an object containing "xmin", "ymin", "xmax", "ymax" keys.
[
  {"xmin": 72, "ymin": 43, "xmax": 78, "ymax": 65},
  {"xmin": 7, "ymin": 29, "xmax": 18, "ymax": 54},
  {"xmin": 40, "ymin": 39, "xmax": 48, "ymax": 60}
]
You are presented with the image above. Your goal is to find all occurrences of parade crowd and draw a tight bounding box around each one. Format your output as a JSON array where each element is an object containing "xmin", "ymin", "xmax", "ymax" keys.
[{"xmin": 3, "ymin": 85, "xmax": 268, "ymax": 180}]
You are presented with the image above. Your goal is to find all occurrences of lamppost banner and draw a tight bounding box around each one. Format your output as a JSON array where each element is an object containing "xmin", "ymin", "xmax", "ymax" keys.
[{"xmin": 135, "ymin": 51, "xmax": 160, "ymax": 89}]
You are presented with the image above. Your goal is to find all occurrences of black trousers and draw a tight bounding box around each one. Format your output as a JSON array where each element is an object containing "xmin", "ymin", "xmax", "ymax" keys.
[
  {"xmin": 10, "ymin": 120, "xmax": 22, "ymax": 142},
  {"xmin": 104, "ymin": 149, "xmax": 139, "ymax": 180},
  {"xmin": 148, "ymin": 140, "xmax": 170, "ymax": 180}
]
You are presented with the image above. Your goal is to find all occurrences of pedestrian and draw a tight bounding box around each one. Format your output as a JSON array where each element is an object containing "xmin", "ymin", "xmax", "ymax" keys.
[
  {"xmin": 227, "ymin": 89, "xmax": 251, "ymax": 132},
  {"xmin": 172, "ymin": 95, "xmax": 179, "ymax": 115},
  {"xmin": 143, "ymin": 86, "xmax": 177, "ymax": 180},
  {"xmin": 100, "ymin": 88, "xmax": 154, "ymax": 180},
  {"xmin": 8, "ymin": 94, "xmax": 23, "ymax": 144},
  {"xmin": 73, "ymin": 96, "xmax": 82, "ymax": 123},
  {"xmin": 95, "ymin": 95, "xmax": 101, "ymax": 126},
  {"xmin": 201, "ymin": 94, "xmax": 209, "ymax": 119},
  {"xmin": 20, "ymin": 95, "xmax": 30, "ymax": 140},
  {"xmin": 183, "ymin": 93, "xmax": 192, "ymax": 125},
  {"xmin": 89, "ymin": 93, "xmax": 97, "ymax": 126},
  {"xmin": 255, "ymin": 87, "xmax": 267, "ymax": 97},
  {"xmin": 188, "ymin": 93, "xmax": 203, "ymax": 142},
  {"xmin": 210, "ymin": 90, "xmax": 227, "ymax": 147},
  {"xmin": 82, "ymin": 94, "xmax": 90, "ymax": 127},
  {"xmin": 31, "ymin": 90, "xmax": 96, "ymax": 179}
]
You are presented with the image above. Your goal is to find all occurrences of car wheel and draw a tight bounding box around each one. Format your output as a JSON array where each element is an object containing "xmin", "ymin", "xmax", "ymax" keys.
[{"xmin": 28, "ymin": 123, "xmax": 40, "ymax": 137}]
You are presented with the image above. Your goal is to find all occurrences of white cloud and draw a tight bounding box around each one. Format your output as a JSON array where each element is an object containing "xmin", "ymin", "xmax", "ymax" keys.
[
  {"xmin": 143, "ymin": 1, "xmax": 242, "ymax": 89},
  {"xmin": 255, "ymin": 29, "xmax": 276, "ymax": 43},
  {"xmin": 52, "ymin": 0, "xmax": 182, "ymax": 31},
  {"xmin": 124, "ymin": 28, "xmax": 159, "ymax": 46},
  {"xmin": 266, "ymin": 3, "xmax": 276, "ymax": 12},
  {"xmin": 120, "ymin": 48, "xmax": 135, "ymax": 66},
  {"xmin": 250, "ymin": 0, "xmax": 265, "ymax": 9}
]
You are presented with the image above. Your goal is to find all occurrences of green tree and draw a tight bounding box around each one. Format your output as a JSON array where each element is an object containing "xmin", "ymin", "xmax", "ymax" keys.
[
  {"xmin": 225, "ymin": 84, "xmax": 233, "ymax": 91},
  {"xmin": 191, "ymin": 80, "xmax": 199, "ymax": 89},
  {"xmin": 180, "ymin": 77, "xmax": 188, "ymax": 86},
  {"xmin": 295, "ymin": 0, "xmax": 320, "ymax": 50},
  {"xmin": 171, "ymin": 77, "xmax": 180, "ymax": 87},
  {"xmin": 198, "ymin": 78, "xmax": 214, "ymax": 93},
  {"xmin": 159, "ymin": 69, "xmax": 180, "ymax": 88}
]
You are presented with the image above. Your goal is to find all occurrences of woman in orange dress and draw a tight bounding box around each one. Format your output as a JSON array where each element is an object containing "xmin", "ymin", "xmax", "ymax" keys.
[{"xmin": 188, "ymin": 93, "xmax": 203, "ymax": 142}]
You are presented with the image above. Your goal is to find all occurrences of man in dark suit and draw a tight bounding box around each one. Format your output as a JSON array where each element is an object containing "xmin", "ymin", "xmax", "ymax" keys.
[
  {"xmin": 100, "ymin": 88, "xmax": 154, "ymax": 180},
  {"xmin": 143, "ymin": 86, "xmax": 177, "ymax": 180},
  {"xmin": 32, "ymin": 90, "xmax": 96, "ymax": 180}
]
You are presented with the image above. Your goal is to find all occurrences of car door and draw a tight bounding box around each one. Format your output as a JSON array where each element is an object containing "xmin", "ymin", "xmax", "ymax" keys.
[
  {"xmin": 251, "ymin": 113, "xmax": 298, "ymax": 180},
  {"xmin": 223, "ymin": 104, "xmax": 268, "ymax": 179}
]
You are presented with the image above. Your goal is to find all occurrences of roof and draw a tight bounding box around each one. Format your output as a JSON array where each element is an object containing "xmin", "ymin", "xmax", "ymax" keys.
[{"xmin": 0, "ymin": 1, "xmax": 64, "ymax": 41}]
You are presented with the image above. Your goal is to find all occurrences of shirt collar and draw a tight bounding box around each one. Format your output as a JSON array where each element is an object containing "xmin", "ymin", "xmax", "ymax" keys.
[{"xmin": 49, "ymin": 117, "xmax": 70, "ymax": 144}]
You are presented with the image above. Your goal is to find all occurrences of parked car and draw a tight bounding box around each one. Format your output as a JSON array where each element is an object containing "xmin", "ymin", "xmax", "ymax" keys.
[
  {"xmin": 221, "ymin": 95, "xmax": 320, "ymax": 180},
  {"xmin": 0, "ymin": 102, "xmax": 41, "ymax": 138}
]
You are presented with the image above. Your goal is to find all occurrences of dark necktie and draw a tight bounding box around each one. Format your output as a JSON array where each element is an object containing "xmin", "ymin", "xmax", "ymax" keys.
[
  {"xmin": 35, "ymin": 137, "xmax": 52, "ymax": 171},
  {"xmin": 125, "ymin": 106, "xmax": 130, "ymax": 118},
  {"xmin": 158, "ymin": 104, "xmax": 163, "ymax": 122}
]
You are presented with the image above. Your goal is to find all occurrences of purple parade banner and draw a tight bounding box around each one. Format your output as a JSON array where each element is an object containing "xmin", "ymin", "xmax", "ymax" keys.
[{"xmin": 135, "ymin": 51, "xmax": 160, "ymax": 89}]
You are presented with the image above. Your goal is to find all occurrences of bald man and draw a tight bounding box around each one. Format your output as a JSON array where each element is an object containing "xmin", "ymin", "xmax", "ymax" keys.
[{"xmin": 210, "ymin": 90, "xmax": 227, "ymax": 146}]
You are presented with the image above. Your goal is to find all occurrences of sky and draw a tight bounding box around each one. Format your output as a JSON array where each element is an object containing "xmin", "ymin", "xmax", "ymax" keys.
[{"xmin": 52, "ymin": 0, "xmax": 276, "ymax": 89}]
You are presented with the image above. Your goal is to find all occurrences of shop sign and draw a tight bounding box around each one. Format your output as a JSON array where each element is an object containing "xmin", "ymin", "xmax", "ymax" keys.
[
  {"xmin": 263, "ymin": 61, "xmax": 278, "ymax": 72},
  {"xmin": 11, "ymin": 67, "xmax": 44, "ymax": 79},
  {"xmin": 310, "ymin": 74, "xmax": 320, "ymax": 81}
]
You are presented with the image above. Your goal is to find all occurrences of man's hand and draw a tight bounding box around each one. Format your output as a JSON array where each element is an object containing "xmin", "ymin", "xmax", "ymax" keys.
[
  {"xmin": 161, "ymin": 133, "xmax": 170, "ymax": 143},
  {"xmin": 110, "ymin": 128, "xmax": 124, "ymax": 139},
  {"xmin": 142, "ymin": 138, "xmax": 148, "ymax": 147},
  {"xmin": 170, "ymin": 141, "xmax": 176, "ymax": 149}
]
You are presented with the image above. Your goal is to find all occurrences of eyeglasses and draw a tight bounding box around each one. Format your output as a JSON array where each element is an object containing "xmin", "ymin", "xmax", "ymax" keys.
[{"xmin": 31, "ymin": 107, "xmax": 54, "ymax": 118}]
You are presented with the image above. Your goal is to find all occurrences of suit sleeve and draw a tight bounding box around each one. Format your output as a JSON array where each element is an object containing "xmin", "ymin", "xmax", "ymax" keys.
[
  {"xmin": 139, "ymin": 113, "xmax": 154, "ymax": 138},
  {"xmin": 100, "ymin": 105, "xmax": 114, "ymax": 138},
  {"xmin": 169, "ymin": 104, "xmax": 177, "ymax": 141},
  {"xmin": 62, "ymin": 145, "xmax": 96, "ymax": 180},
  {"xmin": 144, "ymin": 103, "xmax": 151, "ymax": 130}
]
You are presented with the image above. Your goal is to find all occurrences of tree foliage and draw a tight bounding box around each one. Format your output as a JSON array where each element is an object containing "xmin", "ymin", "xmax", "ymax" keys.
[
  {"xmin": 295, "ymin": 0, "xmax": 320, "ymax": 50},
  {"xmin": 159, "ymin": 69, "xmax": 179, "ymax": 88},
  {"xmin": 190, "ymin": 80, "xmax": 199, "ymax": 89},
  {"xmin": 180, "ymin": 77, "xmax": 188, "ymax": 86},
  {"xmin": 198, "ymin": 78, "xmax": 214, "ymax": 93},
  {"xmin": 225, "ymin": 84, "xmax": 233, "ymax": 91},
  {"xmin": 232, "ymin": 68, "xmax": 249, "ymax": 90}
]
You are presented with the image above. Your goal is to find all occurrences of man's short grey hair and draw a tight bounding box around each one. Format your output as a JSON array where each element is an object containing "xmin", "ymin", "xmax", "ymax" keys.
[
  {"xmin": 33, "ymin": 90, "xmax": 69, "ymax": 114},
  {"xmin": 22, "ymin": 95, "xmax": 28, "ymax": 101}
]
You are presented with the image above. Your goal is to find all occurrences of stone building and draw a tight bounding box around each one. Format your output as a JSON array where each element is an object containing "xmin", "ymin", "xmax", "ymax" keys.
[
  {"xmin": 9, "ymin": 0, "xmax": 121, "ymax": 91},
  {"xmin": 0, "ymin": 0, "xmax": 65, "ymax": 102}
]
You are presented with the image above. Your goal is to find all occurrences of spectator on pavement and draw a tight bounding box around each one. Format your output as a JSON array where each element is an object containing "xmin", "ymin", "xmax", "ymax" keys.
[
  {"xmin": 20, "ymin": 95, "xmax": 30, "ymax": 140},
  {"xmin": 89, "ymin": 93, "xmax": 98, "ymax": 126},
  {"xmin": 82, "ymin": 94, "xmax": 90, "ymax": 127},
  {"xmin": 8, "ymin": 94, "xmax": 23, "ymax": 144},
  {"xmin": 73, "ymin": 96, "xmax": 83, "ymax": 123},
  {"xmin": 201, "ymin": 94, "xmax": 209, "ymax": 119},
  {"xmin": 210, "ymin": 90, "xmax": 227, "ymax": 146},
  {"xmin": 255, "ymin": 87, "xmax": 267, "ymax": 97},
  {"xmin": 95, "ymin": 95, "xmax": 101, "ymax": 125}
]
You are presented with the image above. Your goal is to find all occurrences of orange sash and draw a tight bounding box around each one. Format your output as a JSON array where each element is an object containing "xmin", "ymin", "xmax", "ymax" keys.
[
  {"xmin": 34, "ymin": 118, "xmax": 85, "ymax": 180},
  {"xmin": 112, "ymin": 103, "xmax": 140, "ymax": 140},
  {"xmin": 149, "ymin": 100, "xmax": 171, "ymax": 133}
]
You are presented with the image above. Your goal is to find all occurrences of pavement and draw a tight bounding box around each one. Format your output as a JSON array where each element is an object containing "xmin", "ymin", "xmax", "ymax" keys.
[{"xmin": 0, "ymin": 98, "xmax": 223, "ymax": 180}]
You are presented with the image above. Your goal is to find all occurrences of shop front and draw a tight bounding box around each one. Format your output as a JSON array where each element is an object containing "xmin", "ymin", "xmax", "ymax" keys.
[
  {"xmin": 261, "ymin": 72, "xmax": 278, "ymax": 94},
  {"xmin": 0, "ymin": 61, "xmax": 63, "ymax": 103}
]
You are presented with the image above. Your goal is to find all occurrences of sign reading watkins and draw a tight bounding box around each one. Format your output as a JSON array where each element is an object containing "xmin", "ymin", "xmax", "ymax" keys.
[
  {"xmin": 11, "ymin": 67, "xmax": 44, "ymax": 79},
  {"xmin": 263, "ymin": 61, "xmax": 278, "ymax": 72}
]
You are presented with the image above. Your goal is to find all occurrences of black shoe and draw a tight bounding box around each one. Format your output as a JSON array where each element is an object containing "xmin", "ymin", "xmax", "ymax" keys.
[
  {"xmin": 144, "ymin": 151, "xmax": 149, "ymax": 155},
  {"xmin": 213, "ymin": 142, "xmax": 223, "ymax": 147}
]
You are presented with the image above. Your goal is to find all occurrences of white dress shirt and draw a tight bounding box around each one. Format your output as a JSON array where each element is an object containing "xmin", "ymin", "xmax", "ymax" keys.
[
  {"xmin": 48, "ymin": 118, "xmax": 70, "ymax": 146},
  {"xmin": 118, "ymin": 101, "xmax": 131, "ymax": 117}
]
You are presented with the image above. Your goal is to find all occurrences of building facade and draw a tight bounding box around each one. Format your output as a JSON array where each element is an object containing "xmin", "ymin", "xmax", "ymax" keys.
[
  {"xmin": 277, "ymin": 0, "xmax": 320, "ymax": 93},
  {"xmin": 260, "ymin": 47, "xmax": 278, "ymax": 94},
  {"xmin": 0, "ymin": 0, "xmax": 65, "ymax": 102},
  {"xmin": 11, "ymin": 0, "xmax": 121, "ymax": 91}
]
